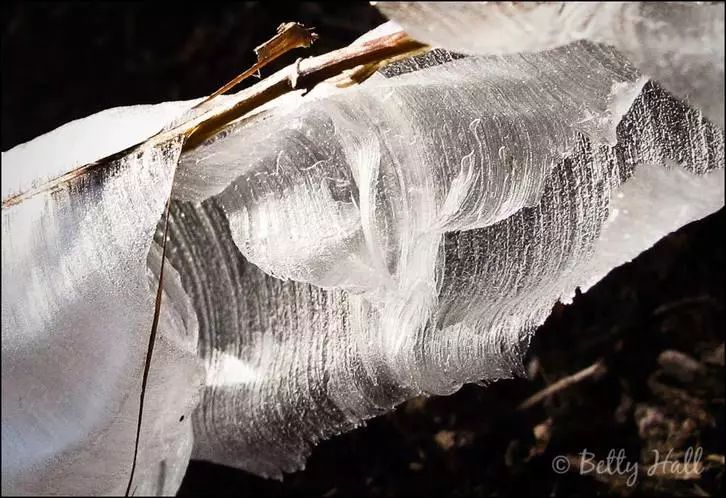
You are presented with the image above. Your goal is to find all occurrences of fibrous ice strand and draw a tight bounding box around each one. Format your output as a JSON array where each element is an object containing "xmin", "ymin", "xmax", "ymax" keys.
[{"xmin": 1, "ymin": 16, "xmax": 724, "ymax": 498}]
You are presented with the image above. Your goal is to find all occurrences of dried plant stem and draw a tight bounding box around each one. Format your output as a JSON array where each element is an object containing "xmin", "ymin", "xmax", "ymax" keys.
[
  {"xmin": 181, "ymin": 30, "xmax": 427, "ymax": 149},
  {"xmin": 2, "ymin": 29, "xmax": 428, "ymax": 209},
  {"xmin": 517, "ymin": 359, "xmax": 607, "ymax": 410},
  {"xmin": 196, "ymin": 22, "xmax": 319, "ymax": 106}
]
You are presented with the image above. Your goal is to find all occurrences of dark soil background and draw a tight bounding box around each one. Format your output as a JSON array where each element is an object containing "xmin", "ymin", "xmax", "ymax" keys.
[{"xmin": 2, "ymin": 3, "xmax": 724, "ymax": 497}]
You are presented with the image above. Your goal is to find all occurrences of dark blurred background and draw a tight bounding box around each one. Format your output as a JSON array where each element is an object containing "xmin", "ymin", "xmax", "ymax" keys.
[{"xmin": 2, "ymin": 3, "xmax": 723, "ymax": 497}]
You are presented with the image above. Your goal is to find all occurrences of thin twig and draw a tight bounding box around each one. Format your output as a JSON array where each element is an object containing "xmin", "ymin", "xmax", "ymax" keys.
[
  {"xmin": 124, "ymin": 197, "xmax": 172, "ymax": 497},
  {"xmin": 517, "ymin": 359, "xmax": 607, "ymax": 411},
  {"xmin": 182, "ymin": 29, "xmax": 427, "ymax": 149},
  {"xmin": 196, "ymin": 22, "xmax": 319, "ymax": 106}
]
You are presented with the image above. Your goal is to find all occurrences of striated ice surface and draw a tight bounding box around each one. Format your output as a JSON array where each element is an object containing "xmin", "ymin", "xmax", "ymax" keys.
[
  {"xmin": 376, "ymin": 2, "xmax": 725, "ymax": 127},
  {"xmin": 177, "ymin": 42, "xmax": 644, "ymax": 292},
  {"xmin": 1, "ymin": 14, "xmax": 724, "ymax": 497},
  {"xmin": 168, "ymin": 44, "xmax": 723, "ymax": 477},
  {"xmin": 1, "ymin": 136, "xmax": 205, "ymax": 495}
]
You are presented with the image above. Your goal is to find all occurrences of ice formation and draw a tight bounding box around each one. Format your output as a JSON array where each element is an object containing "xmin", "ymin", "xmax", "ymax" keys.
[
  {"xmin": 376, "ymin": 2, "xmax": 725, "ymax": 127},
  {"xmin": 1, "ymin": 5, "xmax": 724, "ymax": 497},
  {"xmin": 1, "ymin": 135, "xmax": 202, "ymax": 495},
  {"xmin": 171, "ymin": 44, "xmax": 724, "ymax": 479}
]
